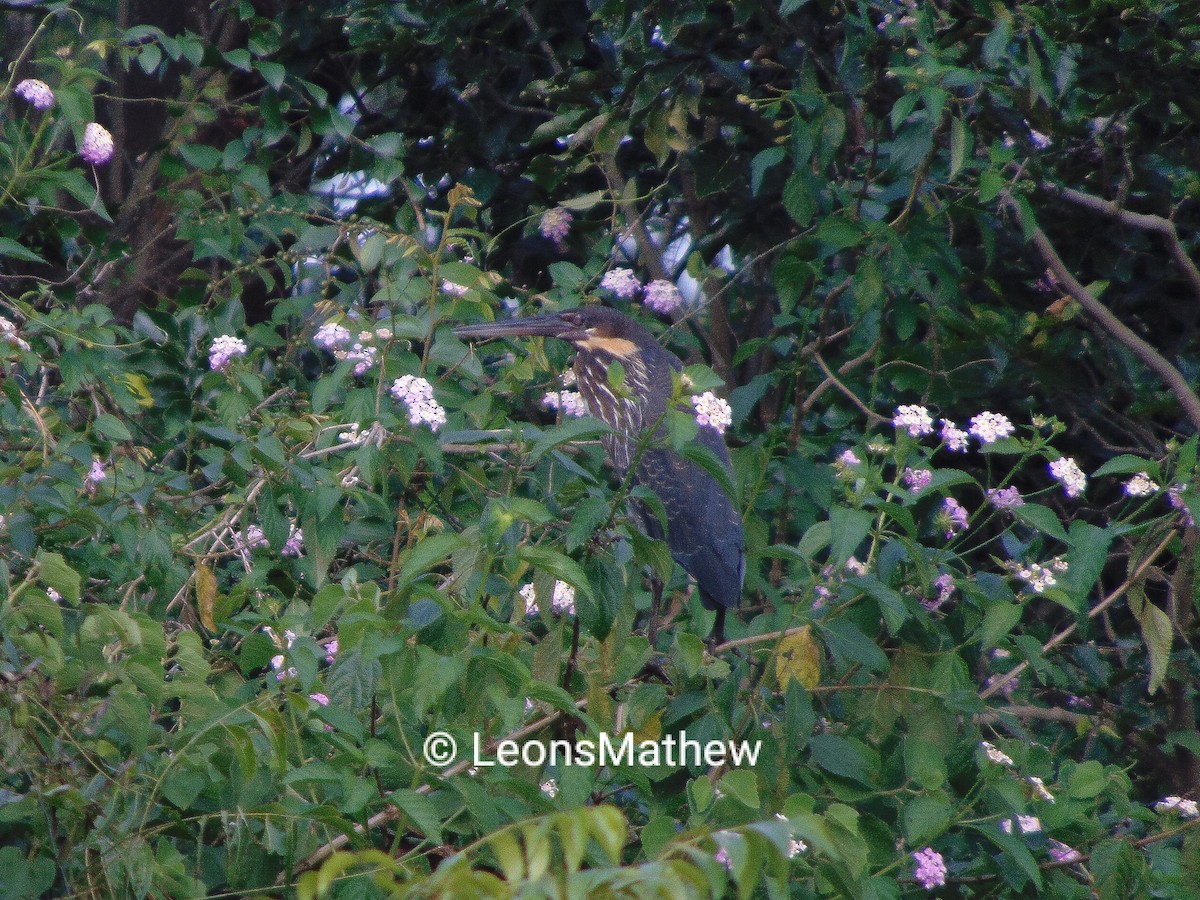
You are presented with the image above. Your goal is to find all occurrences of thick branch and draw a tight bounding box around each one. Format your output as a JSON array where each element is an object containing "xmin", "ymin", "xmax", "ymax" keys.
[
  {"xmin": 1041, "ymin": 183, "xmax": 1200, "ymax": 301},
  {"xmin": 1007, "ymin": 194, "xmax": 1200, "ymax": 431}
]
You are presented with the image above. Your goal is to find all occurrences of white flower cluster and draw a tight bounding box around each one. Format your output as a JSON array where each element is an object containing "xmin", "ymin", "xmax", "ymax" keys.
[
  {"xmin": 893, "ymin": 404, "xmax": 934, "ymax": 437},
  {"xmin": 692, "ymin": 391, "xmax": 733, "ymax": 433},
  {"xmin": 83, "ymin": 458, "xmax": 107, "ymax": 495},
  {"xmin": 1000, "ymin": 815, "xmax": 1041, "ymax": 834},
  {"xmin": 1155, "ymin": 796, "xmax": 1199, "ymax": 818},
  {"xmin": 543, "ymin": 389, "xmax": 588, "ymax": 418},
  {"xmin": 1124, "ymin": 471, "xmax": 1158, "ymax": 497},
  {"xmin": 314, "ymin": 321, "xmax": 352, "ymax": 350},
  {"xmin": 1013, "ymin": 557, "xmax": 1068, "ymax": 594},
  {"xmin": 209, "ymin": 334, "xmax": 248, "ymax": 371},
  {"xmin": 1028, "ymin": 775, "xmax": 1055, "ymax": 803},
  {"xmin": 265, "ymin": 627, "xmax": 298, "ymax": 681},
  {"xmin": 980, "ymin": 741, "xmax": 1014, "ymax": 767},
  {"xmin": 520, "ymin": 580, "xmax": 576, "ymax": 617},
  {"xmin": 0, "ymin": 316, "xmax": 31, "ymax": 352},
  {"xmin": 969, "ymin": 411, "xmax": 1016, "ymax": 444},
  {"xmin": 1048, "ymin": 457, "xmax": 1087, "ymax": 498},
  {"xmin": 313, "ymin": 322, "xmax": 386, "ymax": 376},
  {"xmin": 390, "ymin": 374, "xmax": 447, "ymax": 431}
]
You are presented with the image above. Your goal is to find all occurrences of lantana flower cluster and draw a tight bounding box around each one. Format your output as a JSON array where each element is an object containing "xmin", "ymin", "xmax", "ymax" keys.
[
  {"xmin": 692, "ymin": 391, "xmax": 733, "ymax": 434},
  {"xmin": 390, "ymin": 374, "xmax": 447, "ymax": 431},
  {"xmin": 209, "ymin": 335, "xmax": 248, "ymax": 371},
  {"xmin": 312, "ymin": 320, "xmax": 384, "ymax": 376}
]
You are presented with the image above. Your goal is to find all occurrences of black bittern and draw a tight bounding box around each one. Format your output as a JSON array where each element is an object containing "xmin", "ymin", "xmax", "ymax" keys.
[{"xmin": 455, "ymin": 305, "xmax": 744, "ymax": 643}]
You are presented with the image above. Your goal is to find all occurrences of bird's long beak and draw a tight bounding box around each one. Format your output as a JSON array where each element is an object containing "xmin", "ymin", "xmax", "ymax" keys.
[{"xmin": 453, "ymin": 313, "xmax": 587, "ymax": 343}]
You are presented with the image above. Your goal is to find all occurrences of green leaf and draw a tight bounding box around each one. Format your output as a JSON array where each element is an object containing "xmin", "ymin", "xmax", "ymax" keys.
[
  {"xmin": 808, "ymin": 734, "xmax": 872, "ymax": 785},
  {"xmin": 394, "ymin": 533, "xmax": 463, "ymax": 592},
  {"xmin": 1014, "ymin": 504, "xmax": 1069, "ymax": 542},
  {"xmin": 977, "ymin": 601, "xmax": 1023, "ymax": 649},
  {"xmin": 392, "ymin": 789, "xmax": 444, "ymax": 843},
  {"xmin": 94, "ymin": 412, "xmax": 133, "ymax": 441},
  {"xmin": 528, "ymin": 417, "xmax": 611, "ymax": 463},
  {"xmin": 1062, "ymin": 521, "xmax": 1113, "ymax": 611},
  {"xmin": 0, "ymin": 237, "xmax": 47, "ymax": 264},
  {"xmin": 36, "ymin": 550, "xmax": 81, "ymax": 604},
  {"xmin": 1091, "ymin": 454, "xmax": 1159, "ymax": 479},
  {"xmin": 1130, "ymin": 588, "xmax": 1172, "ymax": 695},
  {"xmin": 829, "ymin": 507, "xmax": 872, "ymax": 567},
  {"xmin": 717, "ymin": 770, "xmax": 760, "ymax": 809},
  {"xmin": 902, "ymin": 795, "xmax": 952, "ymax": 845},
  {"xmin": 849, "ymin": 574, "xmax": 908, "ymax": 635}
]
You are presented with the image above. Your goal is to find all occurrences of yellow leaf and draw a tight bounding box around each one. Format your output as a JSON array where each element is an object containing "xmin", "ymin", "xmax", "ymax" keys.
[
  {"xmin": 631, "ymin": 710, "xmax": 663, "ymax": 745},
  {"xmin": 118, "ymin": 373, "xmax": 155, "ymax": 408},
  {"xmin": 195, "ymin": 563, "xmax": 218, "ymax": 632},
  {"xmin": 775, "ymin": 626, "xmax": 821, "ymax": 690}
]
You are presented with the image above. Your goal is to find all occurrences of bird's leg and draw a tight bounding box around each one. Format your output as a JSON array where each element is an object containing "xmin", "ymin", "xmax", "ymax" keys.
[
  {"xmin": 647, "ymin": 574, "xmax": 663, "ymax": 648},
  {"xmin": 707, "ymin": 608, "xmax": 726, "ymax": 654}
]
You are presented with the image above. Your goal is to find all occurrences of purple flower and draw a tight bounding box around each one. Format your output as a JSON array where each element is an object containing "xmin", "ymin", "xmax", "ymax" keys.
[
  {"xmin": 538, "ymin": 207, "xmax": 572, "ymax": 246},
  {"xmin": 1168, "ymin": 484, "xmax": 1195, "ymax": 526},
  {"xmin": 79, "ymin": 123, "xmax": 114, "ymax": 166},
  {"xmin": 940, "ymin": 497, "xmax": 969, "ymax": 538},
  {"xmin": 599, "ymin": 267, "xmax": 642, "ymax": 299},
  {"xmin": 282, "ymin": 522, "xmax": 304, "ymax": 557},
  {"xmin": 1048, "ymin": 840, "xmax": 1082, "ymax": 863},
  {"xmin": 893, "ymin": 404, "xmax": 933, "ymax": 438},
  {"xmin": 83, "ymin": 458, "xmax": 107, "ymax": 495},
  {"xmin": 15, "ymin": 79, "xmax": 54, "ymax": 110},
  {"xmin": 903, "ymin": 467, "xmax": 932, "ymax": 492},
  {"xmin": 911, "ymin": 847, "xmax": 947, "ymax": 889},
  {"xmin": 987, "ymin": 486, "xmax": 1025, "ymax": 509},
  {"xmin": 644, "ymin": 279, "xmax": 683, "ymax": 314},
  {"xmin": 939, "ymin": 418, "xmax": 969, "ymax": 452},
  {"xmin": 314, "ymin": 321, "xmax": 352, "ymax": 350},
  {"xmin": 543, "ymin": 390, "xmax": 588, "ymax": 418},
  {"xmin": 692, "ymin": 392, "xmax": 732, "ymax": 433},
  {"xmin": 923, "ymin": 573, "xmax": 956, "ymax": 611},
  {"xmin": 309, "ymin": 692, "xmax": 330, "ymax": 706},
  {"xmin": 209, "ymin": 334, "xmax": 248, "ymax": 371}
]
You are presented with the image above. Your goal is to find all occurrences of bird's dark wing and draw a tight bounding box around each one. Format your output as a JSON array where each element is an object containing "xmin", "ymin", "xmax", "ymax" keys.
[{"xmin": 634, "ymin": 440, "xmax": 744, "ymax": 611}]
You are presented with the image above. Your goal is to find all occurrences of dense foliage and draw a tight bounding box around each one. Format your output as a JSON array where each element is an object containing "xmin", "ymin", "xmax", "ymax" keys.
[{"xmin": 3, "ymin": 1, "xmax": 1200, "ymax": 897}]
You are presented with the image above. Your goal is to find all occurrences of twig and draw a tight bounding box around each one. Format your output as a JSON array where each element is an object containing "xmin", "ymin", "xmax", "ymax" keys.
[{"xmin": 1006, "ymin": 193, "xmax": 1200, "ymax": 431}]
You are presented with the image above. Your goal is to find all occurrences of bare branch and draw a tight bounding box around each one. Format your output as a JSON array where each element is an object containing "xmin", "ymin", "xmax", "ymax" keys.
[
  {"xmin": 1006, "ymin": 193, "xmax": 1200, "ymax": 431},
  {"xmin": 1042, "ymin": 183, "xmax": 1200, "ymax": 301}
]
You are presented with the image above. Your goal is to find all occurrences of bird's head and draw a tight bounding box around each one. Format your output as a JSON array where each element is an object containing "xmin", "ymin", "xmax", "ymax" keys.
[{"xmin": 453, "ymin": 305, "xmax": 653, "ymax": 361}]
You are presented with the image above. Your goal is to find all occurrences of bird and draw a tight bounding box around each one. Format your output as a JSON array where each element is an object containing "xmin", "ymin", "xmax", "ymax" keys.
[{"xmin": 454, "ymin": 305, "xmax": 744, "ymax": 644}]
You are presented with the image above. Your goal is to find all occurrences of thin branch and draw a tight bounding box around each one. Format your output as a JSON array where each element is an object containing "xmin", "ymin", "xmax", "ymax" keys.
[{"xmin": 1006, "ymin": 193, "xmax": 1200, "ymax": 431}]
